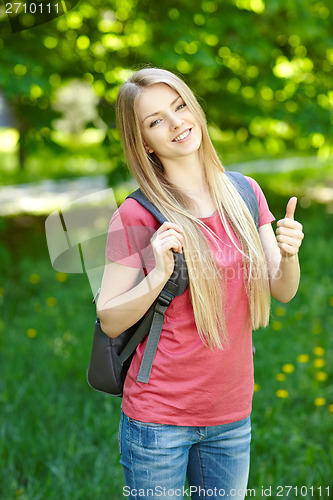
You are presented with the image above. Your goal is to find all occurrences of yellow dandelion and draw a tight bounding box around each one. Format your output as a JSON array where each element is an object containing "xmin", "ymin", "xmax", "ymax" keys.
[
  {"xmin": 329, "ymin": 296, "xmax": 333, "ymax": 307},
  {"xmin": 314, "ymin": 397, "xmax": 326, "ymax": 407},
  {"xmin": 56, "ymin": 272, "xmax": 68, "ymax": 283},
  {"xmin": 254, "ymin": 383, "xmax": 260, "ymax": 392},
  {"xmin": 313, "ymin": 324, "xmax": 322, "ymax": 335},
  {"xmin": 276, "ymin": 373, "xmax": 286, "ymax": 382},
  {"xmin": 276, "ymin": 389, "xmax": 289, "ymax": 399},
  {"xmin": 328, "ymin": 404, "xmax": 333, "ymax": 413},
  {"xmin": 46, "ymin": 297, "xmax": 57, "ymax": 307},
  {"xmin": 313, "ymin": 358, "xmax": 325, "ymax": 368},
  {"xmin": 272, "ymin": 321, "xmax": 282, "ymax": 331},
  {"xmin": 297, "ymin": 354, "xmax": 310, "ymax": 363},
  {"xmin": 275, "ymin": 306, "xmax": 286, "ymax": 317},
  {"xmin": 29, "ymin": 273, "xmax": 40, "ymax": 284},
  {"xmin": 316, "ymin": 371, "xmax": 328, "ymax": 382},
  {"xmin": 0, "ymin": 287, "xmax": 4, "ymax": 297},
  {"xmin": 282, "ymin": 363, "xmax": 295, "ymax": 374},
  {"xmin": 313, "ymin": 346, "xmax": 325, "ymax": 356},
  {"xmin": 27, "ymin": 328, "xmax": 37, "ymax": 338},
  {"xmin": 294, "ymin": 311, "xmax": 303, "ymax": 320}
]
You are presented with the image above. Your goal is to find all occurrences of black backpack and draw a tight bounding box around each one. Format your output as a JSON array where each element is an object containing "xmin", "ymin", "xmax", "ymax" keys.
[{"xmin": 86, "ymin": 171, "xmax": 259, "ymax": 396}]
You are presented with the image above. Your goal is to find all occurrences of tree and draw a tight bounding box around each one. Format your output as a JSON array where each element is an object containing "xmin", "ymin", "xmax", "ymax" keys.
[{"xmin": 0, "ymin": 0, "xmax": 332, "ymax": 173}]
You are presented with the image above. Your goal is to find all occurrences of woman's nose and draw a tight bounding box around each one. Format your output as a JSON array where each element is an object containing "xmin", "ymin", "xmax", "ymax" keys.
[{"xmin": 170, "ymin": 114, "xmax": 183, "ymax": 129}]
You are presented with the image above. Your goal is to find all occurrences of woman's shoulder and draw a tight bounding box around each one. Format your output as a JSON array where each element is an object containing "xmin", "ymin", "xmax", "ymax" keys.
[
  {"xmin": 244, "ymin": 175, "xmax": 265, "ymax": 201},
  {"xmin": 111, "ymin": 196, "xmax": 160, "ymax": 228},
  {"xmin": 244, "ymin": 175, "xmax": 275, "ymax": 225},
  {"xmin": 244, "ymin": 174, "xmax": 259, "ymax": 190}
]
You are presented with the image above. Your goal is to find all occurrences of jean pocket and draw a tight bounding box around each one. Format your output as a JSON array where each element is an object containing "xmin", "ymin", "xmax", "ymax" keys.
[{"xmin": 128, "ymin": 417, "xmax": 167, "ymax": 449}]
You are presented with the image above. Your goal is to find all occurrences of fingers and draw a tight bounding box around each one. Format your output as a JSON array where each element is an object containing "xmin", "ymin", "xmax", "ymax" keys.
[
  {"xmin": 276, "ymin": 233, "xmax": 303, "ymax": 248},
  {"xmin": 276, "ymin": 198, "xmax": 304, "ymax": 257},
  {"xmin": 276, "ymin": 218, "xmax": 302, "ymax": 230},
  {"xmin": 151, "ymin": 222, "xmax": 184, "ymax": 254},
  {"xmin": 155, "ymin": 222, "xmax": 183, "ymax": 234},
  {"xmin": 277, "ymin": 198, "xmax": 302, "ymax": 233},
  {"xmin": 276, "ymin": 225, "xmax": 303, "ymax": 238},
  {"xmin": 278, "ymin": 242, "xmax": 300, "ymax": 256},
  {"xmin": 159, "ymin": 231, "xmax": 184, "ymax": 253},
  {"xmin": 276, "ymin": 220, "xmax": 304, "ymax": 258},
  {"xmin": 150, "ymin": 222, "xmax": 184, "ymax": 279},
  {"xmin": 285, "ymin": 196, "xmax": 297, "ymax": 220}
]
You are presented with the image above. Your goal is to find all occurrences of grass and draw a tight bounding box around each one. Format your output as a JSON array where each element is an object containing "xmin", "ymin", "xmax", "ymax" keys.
[{"xmin": 0, "ymin": 172, "xmax": 332, "ymax": 499}]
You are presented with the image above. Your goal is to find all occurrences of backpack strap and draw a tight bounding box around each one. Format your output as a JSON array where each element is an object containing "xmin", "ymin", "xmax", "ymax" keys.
[
  {"xmin": 225, "ymin": 171, "xmax": 259, "ymax": 230},
  {"xmin": 136, "ymin": 282, "xmax": 178, "ymax": 383},
  {"xmin": 125, "ymin": 190, "xmax": 187, "ymax": 384},
  {"xmin": 119, "ymin": 282, "xmax": 178, "ymax": 364},
  {"xmin": 126, "ymin": 189, "xmax": 190, "ymax": 295}
]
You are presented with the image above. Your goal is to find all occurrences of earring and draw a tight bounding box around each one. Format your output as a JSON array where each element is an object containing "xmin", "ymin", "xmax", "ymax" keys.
[{"xmin": 145, "ymin": 147, "xmax": 153, "ymax": 154}]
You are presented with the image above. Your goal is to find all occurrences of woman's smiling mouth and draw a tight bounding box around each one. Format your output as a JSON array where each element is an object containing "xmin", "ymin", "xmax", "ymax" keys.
[{"xmin": 172, "ymin": 128, "xmax": 192, "ymax": 142}]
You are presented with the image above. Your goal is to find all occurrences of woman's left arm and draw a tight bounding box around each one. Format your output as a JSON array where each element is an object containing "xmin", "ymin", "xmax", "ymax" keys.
[{"xmin": 259, "ymin": 197, "xmax": 304, "ymax": 303}]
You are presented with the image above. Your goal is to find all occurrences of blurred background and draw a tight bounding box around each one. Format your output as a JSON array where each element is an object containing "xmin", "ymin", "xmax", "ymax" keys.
[{"xmin": 0, "ymin": 0, "xmax": 332, "ymax": 498}]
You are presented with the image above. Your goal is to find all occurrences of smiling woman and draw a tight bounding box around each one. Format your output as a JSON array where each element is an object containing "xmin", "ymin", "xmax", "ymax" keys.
[
  {"xmin": 96, "ymin": 67, "xmax": 303, "ymax": 500},
  {"xmin": 136, "ymin": 84, "xmax": 202, "ymax": 171}
]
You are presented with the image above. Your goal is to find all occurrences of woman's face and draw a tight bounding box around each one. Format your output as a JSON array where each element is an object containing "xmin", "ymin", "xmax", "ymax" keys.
[{"xmin": 136, "ymin": 83, "xmax": 202, "ymax": 164}]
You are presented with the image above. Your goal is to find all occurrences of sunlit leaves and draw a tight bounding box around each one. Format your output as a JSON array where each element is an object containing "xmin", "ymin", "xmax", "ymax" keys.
[
  {"xmin": 1, "ymin": 0, "xmax": 332, "ymax": 169},
  {"xmin": 101, "ymin": 33, "xmax": 124, "ymax": 51},
  {"xmin": 13, "ymin": 64, "xmax": 28, "ymax": 77},
  {"xmin": 65, "ymin": 11, "xmax": 83, "ymax": 29},
  {"xmin": 30, "ymin": 85, "xmax": 43, "ymax": 99},
  {"xmin": 249, "ymin": 117, "xmax": 294, "ymax": 140},
  {"xmin": 193, "ymin": 13, "xmax": 205, "ymax": 25},
  {"xmin": 273, "ymin": 56, "xmax": 314, "ymax": 82},
  {"xmin": 176, "ymin": 60, "xmax": 193, "ymax": 74},
  {"xmin": 43, "ymin": 36, "xmax": 58, "ymax": 49},
  {"xmin": 233, "ymin": 0, "xmax": 265, "ymax": 14}
]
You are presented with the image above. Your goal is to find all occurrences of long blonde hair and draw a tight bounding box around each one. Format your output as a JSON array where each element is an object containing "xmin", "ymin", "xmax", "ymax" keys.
[{"xmin": 116, "ymin": 66, "xmax": 271, "ymax": 349}]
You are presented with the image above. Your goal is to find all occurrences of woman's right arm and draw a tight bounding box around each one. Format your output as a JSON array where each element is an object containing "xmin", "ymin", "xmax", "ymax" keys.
[{"xmin": 96, "ymin": 221, "xmax": 184, "ymax": 338}]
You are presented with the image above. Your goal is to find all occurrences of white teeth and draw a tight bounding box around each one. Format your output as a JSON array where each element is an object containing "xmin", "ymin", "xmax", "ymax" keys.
[{"xmin": 173, "ymin": 129, "xmax": 190, "ymax": 142}]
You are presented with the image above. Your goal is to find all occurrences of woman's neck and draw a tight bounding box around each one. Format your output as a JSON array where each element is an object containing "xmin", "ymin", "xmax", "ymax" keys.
[{"xmin": 164, "ymin": 158, "xmax": 208, "ymax": 195}]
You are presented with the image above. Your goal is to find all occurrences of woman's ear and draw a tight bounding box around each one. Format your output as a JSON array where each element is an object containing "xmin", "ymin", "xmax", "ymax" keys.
[{"xmin": 144, "ymin": 145, "xmax": 154, "ymax": 154}]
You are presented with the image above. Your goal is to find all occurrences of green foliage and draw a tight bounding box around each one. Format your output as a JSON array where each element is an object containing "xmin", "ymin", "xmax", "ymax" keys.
[{"xmin": 0, "ymin": 0, "xmax": 332, "ymax": 175}]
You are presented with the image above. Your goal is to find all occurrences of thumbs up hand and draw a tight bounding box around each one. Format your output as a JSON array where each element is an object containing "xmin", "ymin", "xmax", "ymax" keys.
[{"xmin": 276, "ymin": 197, "xmax": 304, "ymax": 258}]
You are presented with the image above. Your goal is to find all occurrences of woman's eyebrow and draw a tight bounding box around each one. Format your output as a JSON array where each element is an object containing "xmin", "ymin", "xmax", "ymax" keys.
[{"xmin": 142, "ymin": 95, "xmax": 182, "ymax": 123}]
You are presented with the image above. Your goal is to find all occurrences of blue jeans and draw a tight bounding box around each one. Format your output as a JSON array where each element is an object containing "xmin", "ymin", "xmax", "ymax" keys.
[{"xmin": 118, "ymin": 410, "xmax": 251, "ymax": 499}]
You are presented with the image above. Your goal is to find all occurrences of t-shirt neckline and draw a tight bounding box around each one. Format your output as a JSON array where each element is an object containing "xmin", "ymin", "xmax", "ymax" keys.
[{"xmin": 200, "ymin": 210, "xmax": 218, "ymax": 221}]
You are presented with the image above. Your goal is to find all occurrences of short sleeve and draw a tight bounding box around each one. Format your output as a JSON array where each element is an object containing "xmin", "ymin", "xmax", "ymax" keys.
[
  {"xmin": 105, "ymin": 198, "xmax": 159, "ymax": 272},
  {"xmin": 245, "ymin": 176, "xmax": 275, "ymax": 227}
]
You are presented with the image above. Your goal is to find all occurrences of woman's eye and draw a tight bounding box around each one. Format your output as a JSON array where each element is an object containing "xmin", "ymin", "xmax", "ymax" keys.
[
  {"xmin": 150, "ymin": 119, "xmax": 160, "ymax": 127},
  {"xmin": 176, "ymin": 103, "xmax": 186, "ymax": 111}
]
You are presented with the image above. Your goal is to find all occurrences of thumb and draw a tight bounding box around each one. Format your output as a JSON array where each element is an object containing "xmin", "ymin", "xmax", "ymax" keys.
[{"xmin": 285, "ymin": 197, "xmax": 297, "ymax": 220}]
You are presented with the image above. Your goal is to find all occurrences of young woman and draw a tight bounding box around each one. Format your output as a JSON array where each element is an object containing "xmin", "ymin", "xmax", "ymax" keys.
[{"xmin": 97, "ymin": 67, "xmax": 304, "ymax": 499}]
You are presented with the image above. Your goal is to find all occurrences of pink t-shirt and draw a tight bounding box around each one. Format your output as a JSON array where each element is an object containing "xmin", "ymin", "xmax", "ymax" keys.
[{"xmin": 105, "ymin": 176, "xmax": 275, "ymax": 426}]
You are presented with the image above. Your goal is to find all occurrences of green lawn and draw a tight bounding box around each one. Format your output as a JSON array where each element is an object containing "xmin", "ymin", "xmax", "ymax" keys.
[{"xmin": 0, "ymin": 172, "xmax": 332, "ymax": 499}]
